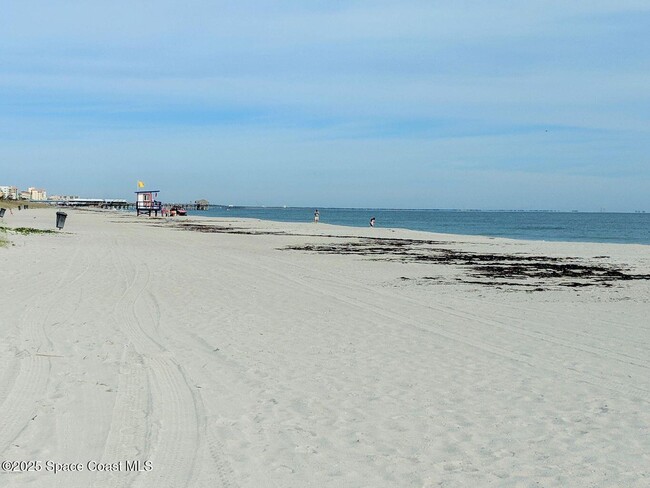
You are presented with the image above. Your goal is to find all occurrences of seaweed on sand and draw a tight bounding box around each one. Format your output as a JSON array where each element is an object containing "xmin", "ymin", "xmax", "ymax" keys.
[{"xmin": 286, "ymin": 238, "xmax": 650, "ymax": 288}]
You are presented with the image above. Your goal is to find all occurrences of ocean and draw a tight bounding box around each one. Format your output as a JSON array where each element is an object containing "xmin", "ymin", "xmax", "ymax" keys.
[{"xmin": 181, "ymin": 207, "xmax": 650, "ymax": 245}]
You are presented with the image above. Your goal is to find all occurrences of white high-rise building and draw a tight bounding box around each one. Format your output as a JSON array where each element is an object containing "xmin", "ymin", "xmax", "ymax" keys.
[{"xmin": 0, "ymin": 185, "xmax": 19, "ymax": 200}]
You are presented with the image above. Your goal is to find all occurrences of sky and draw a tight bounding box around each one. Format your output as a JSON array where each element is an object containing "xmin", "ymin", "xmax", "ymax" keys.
[{"xmin": 1, "ymin": 1, "xmax": 649, "ymax": 211}]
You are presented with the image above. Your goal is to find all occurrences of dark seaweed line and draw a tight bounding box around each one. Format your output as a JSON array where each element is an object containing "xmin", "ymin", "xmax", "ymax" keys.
[
  {"xmin": 155, "ymin": 222, "xmax": 650, "ymax": 287},
  {"xmin": 285, "ymin": 240, "xmax": 650, "ymax": 287}
]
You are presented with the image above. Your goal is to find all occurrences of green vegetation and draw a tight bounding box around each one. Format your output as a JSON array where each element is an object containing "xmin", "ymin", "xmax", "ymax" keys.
[
  {"xmin": 0, "ymin": 200, "xmax": 22, "ymax": 209},
  {"xmin": 0, "ymin": 226, "xmax": 57, "ymax": 235},
  {"xmin": 0, "ymin": 200, "xmax": 48, "ymax": 209},
  {"xmin": 12, "ymin": 227, "xmax": 57, "ymax": 235},
  {"xmin": 0, "ymin": 225, "xmax": 58, "ymax": 248}
]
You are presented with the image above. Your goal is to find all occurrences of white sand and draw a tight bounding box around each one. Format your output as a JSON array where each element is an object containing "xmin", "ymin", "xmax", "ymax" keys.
[{"xmin": 0, "ymin": 208, "xmax": 648, "ymax": 487}]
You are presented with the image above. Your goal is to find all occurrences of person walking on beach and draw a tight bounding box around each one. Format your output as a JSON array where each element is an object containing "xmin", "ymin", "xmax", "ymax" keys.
[
  {"xmin": 314, "ymin": 209, "xmax": 320, "ymax": 223},
  {"xmin": 370, "ymin": 217, "xmax": 375, "ymax": 227}
]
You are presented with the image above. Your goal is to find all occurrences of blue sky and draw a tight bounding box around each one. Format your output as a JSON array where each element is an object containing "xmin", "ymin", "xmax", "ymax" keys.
[{"xmin": 1, "ymin": 1, "xmax": 649, "ymax": 210}]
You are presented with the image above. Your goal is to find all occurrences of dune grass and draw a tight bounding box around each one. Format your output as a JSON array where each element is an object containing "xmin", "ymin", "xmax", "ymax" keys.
[
  {"xmin": 0, "ymin": 224, "xmax": 59, "ymax": 247},
  {"xmin": 0, "ymin": 203, "xmax": 53, "ymax": 246},
  {"xmin": 0, "ymin": 225, "xmax": 57, "ymax": 235},
  {"xmin": 0, "ymin": 200, "xmax": 48, "ymax": 209}
]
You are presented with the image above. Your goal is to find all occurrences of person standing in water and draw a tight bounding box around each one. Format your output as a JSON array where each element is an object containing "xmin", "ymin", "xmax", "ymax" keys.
[
  {"xmin": 370, "ymin": 217, "xmax": 375, "ymax": 227},
  {"xmin": 314, "ymin": 209, "xmax": 320, "ymax": 223}
]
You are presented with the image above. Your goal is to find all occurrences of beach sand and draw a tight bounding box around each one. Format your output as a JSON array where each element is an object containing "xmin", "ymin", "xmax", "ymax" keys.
[{"xmin": 0, "ymin": 208, "xmax": 648, "ymax": 487}]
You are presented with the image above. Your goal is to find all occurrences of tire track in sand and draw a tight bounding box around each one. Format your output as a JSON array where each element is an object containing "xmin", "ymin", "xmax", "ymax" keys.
[
  {"xmin": 96, "ymin": 231, "xmax": 236, "ymax": 488},
  {"xmin": 0, "ymin": 239, "xmax": 90, "ymax": 457}
]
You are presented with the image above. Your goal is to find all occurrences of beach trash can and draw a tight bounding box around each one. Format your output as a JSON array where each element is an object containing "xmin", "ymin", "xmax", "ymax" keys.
[
  {"xmin": 0, "ymin": 208, "xmax": 5, "ymax": 218},
  {"xmin": 56, "ymin": 211, "xmax": 67, "ymax": 230}
]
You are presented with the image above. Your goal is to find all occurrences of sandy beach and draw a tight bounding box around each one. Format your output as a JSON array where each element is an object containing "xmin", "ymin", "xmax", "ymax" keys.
[{"xmin": 1, "ymin": 207, "xmax": 649, "ymax": 487}]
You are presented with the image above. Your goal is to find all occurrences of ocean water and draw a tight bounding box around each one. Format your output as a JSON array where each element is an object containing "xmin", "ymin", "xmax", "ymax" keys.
[{"xmin": 185, "ymin": 207, "xmax": 650, "ymax": 245}]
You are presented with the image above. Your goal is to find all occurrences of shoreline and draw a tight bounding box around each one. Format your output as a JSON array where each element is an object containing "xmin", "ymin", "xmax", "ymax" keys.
[
  {"xmin": 8, "ymin": 204, "xmax": 650, "ymax": 246},
  {"xmin": 115, "ymin": 206, "xmax": 650, "ymax": 247},
  {"xmin": 97, "ymin": 205, "xmax": 650, "ymax": 248}
]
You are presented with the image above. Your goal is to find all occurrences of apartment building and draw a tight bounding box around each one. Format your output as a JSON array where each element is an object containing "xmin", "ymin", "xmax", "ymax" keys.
[
  {"xmin": 0, "ymin": 185, "xmax": 19, "ymax": 200},
  {"xmin": 27, "ymin": 187, "xmax": 48, "ymax": 200}
]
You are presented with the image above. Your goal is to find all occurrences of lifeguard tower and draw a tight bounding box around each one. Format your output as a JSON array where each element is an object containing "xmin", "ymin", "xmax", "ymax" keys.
[{"xmin": 135, "ymin": 190, "xmax": 162, "ymax": 216}]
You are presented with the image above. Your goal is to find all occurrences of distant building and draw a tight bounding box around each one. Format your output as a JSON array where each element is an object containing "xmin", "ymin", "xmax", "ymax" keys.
[
  {"xmin": 28, "ymin": 187, "xmax": 47, "ymax": 201},
  {"xmin": 0, "ymin": 185, "xmax": 19, "ymax": 200},
  {"xmin": 1, "ymin": 185, "xmax": 51, "ymax": 201}
]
